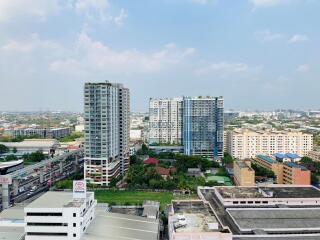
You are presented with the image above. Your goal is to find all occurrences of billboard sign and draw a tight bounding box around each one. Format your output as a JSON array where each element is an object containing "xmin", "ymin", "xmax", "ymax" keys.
[
  {"xmin": 0, "ymin": 175, "xmax": 12, "ymax": 185},
  {"xmin": 73, "ymin": 180, "xmax": 86, "ymax": 199}
]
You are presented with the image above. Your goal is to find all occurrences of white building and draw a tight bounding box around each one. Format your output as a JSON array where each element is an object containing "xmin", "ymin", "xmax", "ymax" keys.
[
  {"xmin": 149, "ymin": 98, "xmax": 183, "ymax": 145},
  {"xmin": 84, "ymin": 81, "xmax": 130, "ymax": 186},
  {"xmin": 24, "ymin": 191, "xmax": 96, "ymax": 240},
  {"xmin": 226, "ymin": 129, "xmax": 313, "ymax": 159}
]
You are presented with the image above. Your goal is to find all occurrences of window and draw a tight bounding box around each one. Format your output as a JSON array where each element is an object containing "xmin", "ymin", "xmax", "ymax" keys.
[
  {"xmin": 73, "ymin": 234, "xmax": 77, "ymax": 237},
  {"xmin": 73, "ymin": 223, "xmax": 76, "ymax": 227},
  {"xmin": 73, "ymin": 213, "xmax": 76, "ymax": 217}
]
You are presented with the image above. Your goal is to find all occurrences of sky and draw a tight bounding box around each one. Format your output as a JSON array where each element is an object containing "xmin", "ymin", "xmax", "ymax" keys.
[{"xmin": 0, "ymin": 0, "xmax": 319, "ymax": 112}]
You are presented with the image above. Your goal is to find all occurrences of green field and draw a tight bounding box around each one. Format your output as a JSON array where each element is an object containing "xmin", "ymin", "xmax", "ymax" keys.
[{"xmin": 94, "ymin": 190, "xmax": 173, "ymax": 210}]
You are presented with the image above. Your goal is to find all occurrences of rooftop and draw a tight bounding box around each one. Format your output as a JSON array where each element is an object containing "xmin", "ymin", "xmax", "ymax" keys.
[
  {"xmin": 0, "ymin": 226, "xmax": 24, "ymax": 240},
  {"xmin": 82, "ymin": 210, "xmax": 159, "ymax": 240},
  {"xmin": 256, "ymin": 155, "xmax": 276, "ymax": 164},
  {"xmin": 215, "ymin": 186, "xmax": 320, "ymax": 199},
  {"xmin": 228, "ymin": 208, "xmax": 320, "ymax": 232},
  {"xmin": 25, "ymin": 191, "xmax": 93, "ymax": 209},
  {"xmin": 170, "ymin": 201, "xmax": 219, "ymax": 234}
]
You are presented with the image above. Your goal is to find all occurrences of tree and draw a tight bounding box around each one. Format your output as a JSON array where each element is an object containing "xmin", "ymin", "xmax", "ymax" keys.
[
  {"xmin": 222, "ymin": 152, "xmax": 234, "ymax": 165},
  {"xmin": 12, "ymin": 147, "xmax": 17, "ymax": 153},
  {"xmin": 0, "ymin": 144, "xmax": 9, "ymax": 154}
]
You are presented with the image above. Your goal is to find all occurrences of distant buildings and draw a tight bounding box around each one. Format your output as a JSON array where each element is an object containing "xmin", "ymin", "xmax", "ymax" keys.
[
  {"xmin": 233, "ymin": 160, "xmax": 255, "ymax": 186},
  {"xmin": 0, "ymin": 139, "xmax": 60, "ymax": 154},
  {"xmin": 149, "ymin": 96, "xmax": 224, "ymax": 158},
  {"xmin": 253, "ymin": 155, "xmax": 311, "ymax": 185},
  {"xmin": 226, "ymin": 129, "xmax": 313, "ymax": 159},
  {"xmin": 5, "ymin": 127, "xmax": 71, "ymax": 139},
  {"xmin": 307, "ymin": 150, "xmax": 320, "ymax": 162},
  {"xmin": 84, "ymin": 81, "xmax": 130, "ymax": 186}
]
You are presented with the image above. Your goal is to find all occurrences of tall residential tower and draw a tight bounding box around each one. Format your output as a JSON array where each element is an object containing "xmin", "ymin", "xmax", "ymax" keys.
[
  {"xmin": 84, "ymin": 81, "xmax": 130, "ymax": 186},
  {"xmin": 149, "ymin": 96, "xmax": 224, "ymax": 158},
  {"xmin": 149, "ymin": 98, "xmax": 183, "ymax": 145},
  {"xmin": 183, "ymin": 96, "xmax": 224, "ymax": 158}
]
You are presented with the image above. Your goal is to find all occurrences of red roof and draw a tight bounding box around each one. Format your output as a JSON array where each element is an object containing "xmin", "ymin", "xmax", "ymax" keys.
[
  {"xmin": 155, "ymin": 166, "xmax": 170, "ymax": 176},
  {"xmin": 144, "ymin": 158, "xmax": 159, "ymax": 165}
]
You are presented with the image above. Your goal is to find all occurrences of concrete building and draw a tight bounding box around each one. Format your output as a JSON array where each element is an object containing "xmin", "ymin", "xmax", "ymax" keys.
[
  {"xmin": 6, "ymin": 127, "xmax": 71, "ymax": 139},
  {"xmin": 307, "ymin": 150, "xmax": 320, "ymax": 162},
  {"xmin": 233, "ymin": 160, "xmax": 255, "ymax": 186},
  {"xmin": 183, "ymin": 96, "xmax": 224, "ymax": 158},
  {"xmin": 198, "ymin": 185, "xmax": 320, "ymax": 239},
  {"xmin": 0, "ymin": 139, "xmax": 60, "ymax": 154},
  {"xmin": 227, "ymin": 129, "xmax": 313, "ymax": 159},
  {"xmin": 24, "ymin": 191, "xmax": 96, "ymax": 240},
  {"xmin": 149, "ymin": 98, "xmax": 183, "ymax": 145},
  {"xmin": 148, "ymin": 96, "xmax": 224, "ymax": 158},
  {"xmin": 168, "ymin": 200, "xmax": 232, "ymax": 240},
  {"xmin": 253, "ymin": 155, "xmax": 311, "ymax": 185},
  {"xmin": 84, "ymin": 81, "xmax": 130, "ymax": 186}
]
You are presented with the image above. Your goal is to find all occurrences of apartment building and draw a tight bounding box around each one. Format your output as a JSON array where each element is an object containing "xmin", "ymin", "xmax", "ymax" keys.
[
  {"xmin": 233, "ymin": 160, "xmax": 255, "ymax": 186},
  {"xmin": 84, "ymin": 82, "xmax": 130, "ymax": 186},
  {"xmin": 5, "ymin": 127, "xmax": 71, "ymax": 139},
  {"xmin": 183, "ymin": 96, "xmax": 224, "ymax": 158},
  {"xmin": 149, "ymin": 98, "xmax": 183, "ymax": 145},
  {"xmin": 24, "ymin": 191, "xmax": 96, "ymax": 240},
  {"xmin": 253, "ymin": 155, "xmax": 311, "ymax": 185},
  {"xmin": 307, "ymin": 150, "xmax": 320, "ymax": 162},
  {"xmin": 149, "ymin": 96, "xmax": 224, "ymax": 158},
  {"xmin": 227, "ymin": 129, "xmax": 313, "ymax": 159}
]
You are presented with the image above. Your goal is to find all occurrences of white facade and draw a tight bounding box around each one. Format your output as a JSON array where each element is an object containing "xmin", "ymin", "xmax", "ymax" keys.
[
  {"xmin": 24, "ymin": 191, "xmax": 96, "ymax": 240},
  {"xmin": 149, "ymin": 98, "xmax": 183, "ymax": 145},
  {"xmin": 226, "ymin": 129, "xmax": 313, "ymax": 159}
]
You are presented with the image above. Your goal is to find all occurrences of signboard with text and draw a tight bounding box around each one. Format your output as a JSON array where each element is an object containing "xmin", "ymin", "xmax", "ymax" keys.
[
  {"xmin": 73, "ymin": 180, "xmax": 86, "ymax": 199},
  {"xmin": 0, "ymin": 175, "xmax": 12, "ymax": 185}
]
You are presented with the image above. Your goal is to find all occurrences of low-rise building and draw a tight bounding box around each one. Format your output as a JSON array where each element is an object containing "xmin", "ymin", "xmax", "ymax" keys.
[
  {"xmin": 0, "ymin": 139, "xmax": 60, "ymax": 154},
  {"xmin": 24, "ymin": 191, "xmax": 96, "ymax": 240},
  {"xmin": 5, "ymin": 127, "xmax": 71, "ymax": 139},
  {"xmin": 233, "ymin": 160, "xmax": 255, "ymax": 186},
  {"xmin": 253, "ymin": 155, "xmax": 311, "ymax": 185},
  {"xmin": 197, "ymin": 185, "xmax": 320, "ymax": 239}
]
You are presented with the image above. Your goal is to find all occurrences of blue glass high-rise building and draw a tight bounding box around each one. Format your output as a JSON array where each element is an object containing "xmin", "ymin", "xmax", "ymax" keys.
[{"xmin": 183, "ymin": 96, "xmax": 224, "ymax": 158}]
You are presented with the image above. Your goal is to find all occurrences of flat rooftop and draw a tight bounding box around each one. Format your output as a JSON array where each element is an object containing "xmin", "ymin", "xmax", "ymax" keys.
[
  {"xmin": 0, "ymin": 226, "xmax": 24, "ymax": 240},
  {"xmin": 215, "ymin": 186, "xmax": 320, "ymax": 199},
  {"xmin": 171, "ymin": 201, "xmax": 219, "ymax": 233},
  {"xmin": 228, "ymin": 208, "xmax": 320, "ymax": 232},
  {"xmin": 82, "ymin": 210, "xmax": 159, "ymax": 240},
  {"xmin": 26, "ymin": 191, "xmax": 93, "ymax": 208},
  {"xmin": 234, "ymin": 236, "xmax": 320, "ymax": 240},
  {"xmin": 0, "ymin": 206, "xmax": 24, "ymax": 220}
]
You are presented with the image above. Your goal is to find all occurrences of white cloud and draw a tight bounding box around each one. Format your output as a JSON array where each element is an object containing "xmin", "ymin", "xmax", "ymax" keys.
[
  {"xmin": 113, "ymin": 9, "xmax": 128, "ymax": 26},
  {"xmin": 254, "ymin": 30, "xmax": 284, "ymax": 42},
  {"xmin": 190, "ymin": 0, "xmax": 217, "ymax": 4},
  {"xmin": 0, "ymin": 0, "xmax": 64, "ymax": 22},
  {"xmin": 289, "ymin": 34, "xmax": 309, "ymax": 43},
  {"xmin": 194, "ymin": 61, "xmax": 263, "ymax": 76},
  {"xmin": 250, "ymin": 0, "xmax": 292, "ymax": 8},
  {"xmin": 297, "ymin": 64, "xmax": 310, "ymax": 72},
  {"xmin": 1, "ymin": 34, "xmax": 62, "ymax": 53},
  {"xmin": 50, "ymin": 32, "xmax": 195, "ymax": 75},
  {"xmin": 74, "ymin": 0, "xmax": 128, "ymax": 25}
]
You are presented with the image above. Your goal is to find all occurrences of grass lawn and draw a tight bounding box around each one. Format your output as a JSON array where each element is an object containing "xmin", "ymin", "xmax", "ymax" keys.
[{"xmin": 94, "ymin": 190, "xmax": 173, "ymax": 210}]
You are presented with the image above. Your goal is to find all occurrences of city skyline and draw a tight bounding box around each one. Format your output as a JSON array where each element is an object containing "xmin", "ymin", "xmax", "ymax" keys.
[{"xmin": 0, "ymin": 0, "xmax": 319, "ymax": 112}]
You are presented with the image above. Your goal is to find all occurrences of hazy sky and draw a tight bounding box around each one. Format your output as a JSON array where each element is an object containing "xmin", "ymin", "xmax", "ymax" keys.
[{"xmin": 0, "ymin": 0, "xmax": 319, "ymax": 112}]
